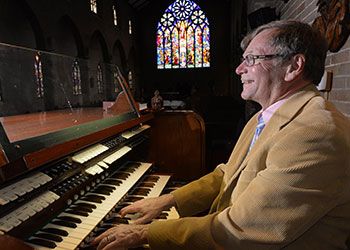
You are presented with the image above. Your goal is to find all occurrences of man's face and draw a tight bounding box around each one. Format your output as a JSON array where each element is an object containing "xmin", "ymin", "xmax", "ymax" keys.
[{"xmin": 235, "ymin": 29, "xmax": 286, "ymax": 108}]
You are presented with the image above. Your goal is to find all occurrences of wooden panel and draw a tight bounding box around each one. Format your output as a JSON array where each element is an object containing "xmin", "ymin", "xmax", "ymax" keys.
[
  {"xmin": 0, "ymin": 148, "xmax": 9, "ymax": 167},
  {"xmin": 147, "ymin": 110, "xmax": 206, "ymax": 181},
  {"xmin": 0, "ymin": 235, "xmax": 33, "ymax": 250}
]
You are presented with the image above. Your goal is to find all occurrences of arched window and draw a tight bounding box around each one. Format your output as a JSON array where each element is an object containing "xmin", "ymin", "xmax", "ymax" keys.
[
  {"xmin": 97, "ymin": 64, "xmax": 103, "ymax": 94},
  {"xmin": 157, "ymin": 0, "xmax": 210, "ymax": 69},
  {"xmin": 72, "ymin": 60, "xmax": 82, "ymax": 95},
  {"xmin": 128, "ymin": 70, "xmax": 133, "ymax": 90},
  {"xmin": 113, "ymin": 5, "xmax": 118, "ymax": 26},
  {"xmin": 113, "ymin": 67, "xmax": 121, "ymax": 93},
  {"xmin": 34, "ymin": 52, "xmax": 44, "ymax": 98},
  {"xmin": 90, "ymin": 0, "xmax": 97, "ymax": 13}
]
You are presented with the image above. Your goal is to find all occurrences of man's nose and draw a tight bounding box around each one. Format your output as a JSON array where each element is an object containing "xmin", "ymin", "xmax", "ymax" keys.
[{"xmin": 235, "ymin": 61, "xmax": 247, "ymax": 75}]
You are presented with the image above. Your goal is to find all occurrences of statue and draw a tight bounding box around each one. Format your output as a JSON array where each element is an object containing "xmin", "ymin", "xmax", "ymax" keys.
[
  {"xmin": 312, "ymin": 0, "xmax": 350, "ymax": 52},
  {"xmin": 151, "ymin": 90, "xmax": 163, "ymax": 111}
]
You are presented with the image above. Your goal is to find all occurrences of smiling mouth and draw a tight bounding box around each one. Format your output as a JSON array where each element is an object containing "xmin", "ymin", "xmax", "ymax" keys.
[{"xmin": 242, "ymin": 80, "xmax": 254, "ymax": 84}]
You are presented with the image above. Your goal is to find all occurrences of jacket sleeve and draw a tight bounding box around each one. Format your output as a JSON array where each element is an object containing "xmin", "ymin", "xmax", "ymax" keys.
[
  {"xmin": 171, "ymin": 165, "xmax": 224, "ymax": 217},
  {"xmin": 148, "ymin": 119, "xmax": 350, "ymax": 249}
]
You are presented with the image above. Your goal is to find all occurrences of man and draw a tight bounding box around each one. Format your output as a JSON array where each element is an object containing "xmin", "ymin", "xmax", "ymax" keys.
[{"xmin": 92, "ymin": 20, "xmax": 350, "ymax": 249}]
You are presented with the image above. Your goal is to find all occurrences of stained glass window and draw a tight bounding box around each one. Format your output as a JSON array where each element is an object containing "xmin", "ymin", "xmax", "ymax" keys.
[
  {"xmin": 157, "ymin": 0, "xmax": 210, "ymax": 69},
  {"xmin": 90, "ymin": 0, "xmax": 97, "ymax": 13},
  {"xmin": 113, "ymin": 5, "xmax": 118, "ymax": 26},
  {"xmin": 97, "ymin": 64, "xmax": 103, "ymax": 94},
  {"xmin": 72, "ymin": 60, "xmax": 82, "ymax": 95},
  {"xmin": 34, "ymin": 52, "xmax": 44, "ymax": 98}
]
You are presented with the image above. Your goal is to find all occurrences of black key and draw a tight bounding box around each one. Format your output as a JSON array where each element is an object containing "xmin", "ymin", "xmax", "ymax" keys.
[
  {"xmin": 81, "ymin": 197, "xmax": 102, "ymax": 204},
  {"xmin": 124, "ymin": 196, "xmax": 144, "ymax": 202},
  {"xmin": 116, "ymin": 217, "xmax": 130, "ymax": 224},
  {"xmin": 100, "ymin": 223, "xmax": 116, "ymax": 228},
  {"xmin": 41, "ymin": 227, "xmax": 68, "ymax": 236},
  {"xmin": 98, "ymin": 185, "xmax": 116, "ymax": 191},
  {"xmin": 65, "ymin": 209, "xmax": 89, "ymax": 217},
  {"xmin": 72, "ymin": 205, "xmax": 93, "ymax": 213},
  {"xmin": 86, "ymin": 194, "xmax": 106, "ymax": 200},
  {"xmin": 94, "ymin": 227, "xmax": 109, "ymax": 236},
  {"xmin": 35, "ymin": 233, "xmax": 63, "ymax": 242},
  {"xmin": 124, "ymin": 162, "xmax": 141, "ymax": 167},
  {"xmin": 120, "ymin": 168, "xmax": 135, "ymax": 173},
  {"xmin": 132, "ymin": 190, "xmax": 149, "ymax": 196},
  {"xmin": 104, "ymin": 179, "xmax": 122, "ymax": 185},
  {"xmin": 135, "ymin": 187, "xmax": 151, "ymax": 192},
  {"xmin": 113, "ymin": 205, "xmax": 127, "ymax": 213},
  {"xmin": 93, "ymin": 188, "xmax": 112, "ymax": 195},
  {"xmin": 132, "ymin": 187, "xmax": 151, "ymax": 194},
  {"xmin": 156, "ymin": 212, "xmax": 168, "ymax": 219},
  {"xmin": 58, "ymin": 215, "xmax": 82, "ymax": 223},
  {"xmin": 131, "ymin": 187, "xmax": 151, "ymax": 196},
  {"xmin": 79, "ymin": 244, "xmax": 96, "ymax": 250},
  {"xmin": 52, "ymin": 220, "xmax": 77, "ymax": 228},
  {"xmin": 75, "ymin": 202, "xmax": 97, "ymax": 209},
  {"xmin": 27, "ymin": 238, "xmax": 56, "ymax": 248},
  {"xmin": 138, "ymin": 182, "xmax": 155, "ymax": 188},
  {"xmin": 110, "ymin": 172, "xmax": 130, "ymax": 179},
  {"xmin": 105, "ymin": 216, "xmax": 129, "ymax": 224},
  {"xmin": 143, "ymin": 176, "xmax": 160, "ymax": 182}
]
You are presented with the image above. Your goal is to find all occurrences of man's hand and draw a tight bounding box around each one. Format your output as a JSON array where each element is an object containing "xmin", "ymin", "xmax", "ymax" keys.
[
  {"xmin": 119, "ymin": 193, "xmax": 176, "ymax": 224},
  {"xmin": 92, "ymin": 224, "xmax": 149, "ymax": 250}
]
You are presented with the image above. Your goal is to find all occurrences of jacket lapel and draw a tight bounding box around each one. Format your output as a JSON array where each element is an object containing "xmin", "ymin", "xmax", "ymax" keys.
[{"xmin": 222, "ymin": 115, "xmax": 257, "ymax": 184}]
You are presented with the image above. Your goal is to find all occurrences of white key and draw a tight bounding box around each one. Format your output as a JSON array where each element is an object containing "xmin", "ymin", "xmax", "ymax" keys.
[
  {"xmin": 0, "ymin": 220, "xmax": 13, "ymax": 232},
  {"xmin": 103, "ymin": 146, "xmax": 131, "ymax": 165},
  {"xmin": 72, "ymin": 144, "xmax": 109, "ymax": 164},
  {"xmin": 146, "ymin": 175, "xmax": 171, "ymax": 198},
  {"xmin": 0, "ymin": 197, "xmax": 9, "ymax": 205}
]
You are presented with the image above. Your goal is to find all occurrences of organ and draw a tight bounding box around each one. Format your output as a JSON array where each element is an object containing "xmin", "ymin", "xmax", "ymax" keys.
[{"xmin": 0, "ymin": 68, "xmax": 206, "ymax": 249}]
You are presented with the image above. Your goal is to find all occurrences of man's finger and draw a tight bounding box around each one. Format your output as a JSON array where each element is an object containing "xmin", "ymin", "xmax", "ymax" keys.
[
  {"xmin": 133, "ymin": 215, "xmax": 151, "ymax": 224},
  {"xmin": 120, "ymin": 205, "xmax": 140, "ymax": 217},
  {"xmin": 103, "ymin": 239, "xmax": 126, "ymax": 250},
  {"xmin": 97, "ymin": 235, "xmax": 115, "ymax": 250},
  {"xmin": 92, "ymin": 228, "xmax": 114, "ymax": 245}
]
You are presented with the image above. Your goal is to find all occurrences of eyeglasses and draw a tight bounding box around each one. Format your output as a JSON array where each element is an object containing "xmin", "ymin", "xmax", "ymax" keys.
[{"xmin": 240, "ymin": 54, "xmax": 282, "ymax": 66}]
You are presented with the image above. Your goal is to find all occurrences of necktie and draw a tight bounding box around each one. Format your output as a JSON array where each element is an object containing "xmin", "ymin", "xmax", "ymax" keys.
[{"xmin": 248, "ymin": 114, "xmax": 265, "ymax": 152}]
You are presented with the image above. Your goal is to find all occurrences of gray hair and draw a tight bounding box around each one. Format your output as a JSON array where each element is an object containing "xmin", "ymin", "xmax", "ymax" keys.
[{"xmin": 241, "ymin": 20, "xmax": 328, "ymax": 85}]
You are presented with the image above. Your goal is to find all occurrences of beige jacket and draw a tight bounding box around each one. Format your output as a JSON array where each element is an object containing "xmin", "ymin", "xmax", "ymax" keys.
[{"xmin": 148, "ymin": 85, "xmax": 350, "ymax": 249}]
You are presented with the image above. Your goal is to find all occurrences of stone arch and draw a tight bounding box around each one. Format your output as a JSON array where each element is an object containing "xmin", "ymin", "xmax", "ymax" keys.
[
  {"xmin": 55, "ymin": 15, "xmax": 85, "ymax": 57},
  {"xmin": 0, "ymin": 0, "xmax": 45, "ymax": 49},
  {"xmin": 88, "ymin": 30, "xmax": 110, "ymax": 63}
]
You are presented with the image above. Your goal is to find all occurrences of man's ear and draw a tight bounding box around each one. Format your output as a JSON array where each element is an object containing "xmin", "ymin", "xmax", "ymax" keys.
[{"xmin": 284, "ymin": 54, "xmax": 305, "ymax": 82}]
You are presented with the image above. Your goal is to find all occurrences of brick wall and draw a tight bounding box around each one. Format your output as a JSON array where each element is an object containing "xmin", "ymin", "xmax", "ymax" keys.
[{"xmin": 277, "ymin": 0, "xmax": 350, "ymax": 118}]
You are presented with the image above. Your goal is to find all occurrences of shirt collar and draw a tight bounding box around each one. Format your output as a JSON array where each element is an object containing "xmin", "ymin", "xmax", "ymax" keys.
[{"xmin": 258, "ymin": 98, "xmax": 288, "ymax": 124}]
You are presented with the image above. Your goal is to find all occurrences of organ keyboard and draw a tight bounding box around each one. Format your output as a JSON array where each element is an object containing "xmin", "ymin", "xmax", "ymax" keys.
[
  {"xmin": 0, "ymin": 106, "xmax": 180, "ymax": 250},
  {"xmin": 0, "ymin": 130, "xmax": 180, "ymax": 249},
  {"xmin": 25, "ymin": 162, "xmax": 178, "ymax": 250}
]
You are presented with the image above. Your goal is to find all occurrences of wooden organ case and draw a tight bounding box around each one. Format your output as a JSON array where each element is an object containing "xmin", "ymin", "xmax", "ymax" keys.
[{"xmin": 0, "ymin": 66, "xmax": 207, "ymax": 249}]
